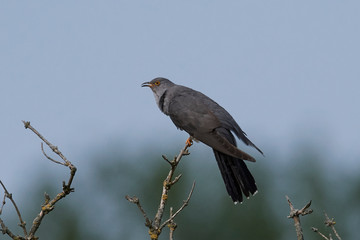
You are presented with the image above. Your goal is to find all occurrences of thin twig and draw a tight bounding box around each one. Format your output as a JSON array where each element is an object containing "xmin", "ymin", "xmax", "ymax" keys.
[
  {"xmin": 162, "ymin": 155, "xmax": 171, "ymax": 165},
  {"xmin": 0, "ymin": 180, "xmax": 28, "ymax": 237},
  {"xmin": 324, "ymin": 212, "xmax": 341, "ymax": 240},
  {"xmin": 21, "ymin": 121, "xmax": 77, "ymax": 239},
  {"xmin": 41, "ymin": 142, "xmax": 66, "ymax": 166},
  {"xmin": 127, "ymin": 139, "xmax": 194, "ymax": 240},
  {"xmin": 0, "ymin": 190, "xmax": 6, "ymax": 215},
  {"xmin": 153, "ymin": 141, "xmax": 192, "ymax": 231},
  {"xmin": 0, "ymin": 217, "xmax": 24, "ymax": 240},
  {"xmin": 286, "ymin": 195, "xmax": 313, "ymax": 240},
  {"xmin": 125, "ymin": 195, "xmax": 152, "ymax": 227},
  {"xmin": 170, "ymin": 174, "xmax": 182, "ymax": 185},
  {"xmin": 0, "ymin": 184, "xmax": 26, "ymax": 240},
  {"xmin": 312, "ymin": 227, "xmax": 330, "ymax": 240},
  {"xmin": 168, "ymin": 207, "xmax": 176, "ymax": 240},
  {"xmin": 159, "ymin": 181, "xmax": 195, "ymax": 230},
  {"xmin": 22, "ymin": 121, "xmax": 73, "ymax": 167},
  {"xmin": 312, "ymin": 212, "xmax": 341, "ymax": 240}
]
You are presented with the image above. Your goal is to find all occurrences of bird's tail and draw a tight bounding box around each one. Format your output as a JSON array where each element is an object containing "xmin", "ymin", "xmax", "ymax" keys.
[{"xmin": 213, "ymin": 149, "xmax": 257, "ymax": 203}]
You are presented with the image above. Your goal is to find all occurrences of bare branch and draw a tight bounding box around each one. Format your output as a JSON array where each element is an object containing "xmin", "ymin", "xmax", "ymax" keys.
[
  {"xmin": 286, "ymin": 195, "xmax": 313, "ymax": 240},
  {"xmin": 1, "ymin": 217, "xmax": 25, "ymax": 240},
  {"xmin": 162, "ymin": 155, "xmax": 172, "ymax": 165},
  {"xmin": 0, "ymin": 180, "xmax": 28, "ymax": 237},
  {"xmin": 312, "ymin": 212, "xmax": 341, "ymax": 240},
  {"xmin": 312, "ymin": 227, "xmax": 330, "ymax": 240},
  {"xmin": 0, "ymin": 121, "xmax": 77, "ymax": 240},
  {"xmin": 0, "ymin": 189, "xmax": 6, "ymax": 215},
  {"xmin": 125, "ymin": 195, "xmax": 152, "ymax": 227},
  {"xmin": 168, "ymin": 207, "xmax": 176, "ymax": 240},
  {"xmin": 170, "ymin": 174, "xmax": 182, "ymax": 185},
  {"xmin": 153, "ymin": 141, "xmax": 192, "ymax": 230},
  {"xmin": 22, "ymin": 121, "xmax": 74, "ymax": 168},
  {"xmin": 41, "ymin": 142, "xmax": 66, "ymax": 166},
  {"xmin": 22, "ymin": 121, "xmax": 77, "ymax": 239},
  {"xmin": 159, "ymin": 181, "xmax": 195, "ymax": 230},
  {"xmin": 324, "ymin": 212, "xmax": 342, "ymax": 240},
  {"xmin": 0, "ymin": 183, "xmax": 26, "ymax": 240},
  {"xmin": 127, "ymin": 140, "xmax": 194, "ymax": 240}
]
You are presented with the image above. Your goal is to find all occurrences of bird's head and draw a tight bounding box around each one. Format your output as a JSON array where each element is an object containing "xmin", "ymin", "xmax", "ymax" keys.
[{"xmin": 141, "ymin": 77, "xmax": 175, "ymax": 100}]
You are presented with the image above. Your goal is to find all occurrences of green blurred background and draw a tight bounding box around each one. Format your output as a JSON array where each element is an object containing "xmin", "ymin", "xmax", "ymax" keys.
[{"xmin": 2, "ymin": 139, "xmax": 359, "ymax": 240}]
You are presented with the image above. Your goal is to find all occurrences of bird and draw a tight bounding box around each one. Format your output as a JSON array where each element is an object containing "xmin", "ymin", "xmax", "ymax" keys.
[{"xmin": 141, "ymin": 77, "xmax": 263, "ymax": 203}]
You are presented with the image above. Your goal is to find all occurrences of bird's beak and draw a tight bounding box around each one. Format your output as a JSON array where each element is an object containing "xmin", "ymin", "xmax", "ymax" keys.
[{"xmin": 141, "ymin": 82, "xmax": 153, "ymax": 88}]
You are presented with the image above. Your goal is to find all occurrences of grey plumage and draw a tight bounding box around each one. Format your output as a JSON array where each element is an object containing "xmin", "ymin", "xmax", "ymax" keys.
[{"xmin": 142, "ymin": 77, "xmax": 263, "ymax": 203}]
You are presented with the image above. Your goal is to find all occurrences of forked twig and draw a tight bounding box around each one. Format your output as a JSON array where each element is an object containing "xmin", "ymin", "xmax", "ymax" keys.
[
  {"xmin": 312, "ymin": 212, "xmax": 342, "ymax": 240},
  {"xmin": 159, "ymin": 181, "xmax": 195, "ymax": 230},
  {"xmin": 41, "ymin": 142, "xmax": 65, "ymax": 166},
  {"xmin": 0, "ymin": 121, "xmax": 77, "ymax": 240},
  {"xmin": 0, "ymin": 180, "xmax": 28, "ymax": 238},
  {"xmin": 126, "ymin": 140, "xmax": 195, "ymax": 240},
  {"xmin": 312, "ymin": 227, "xmax": 331, "ymax": 240},
  {"xmin": 324, "ymin": 212, "xmax": 342, "ymax": 240},
  {"xmin": 22, "ymin": 121, "xmax": 77, "ymax": 239},
  {"xmin": 153, "ymin": 141, "xmax": 191, "ymax": 230},
  {"xmin": 125, "ymin": 196, "xmax": 152, "ymax": 227},
  {"xmin": 286, "ymin": 195, "xmax": 313, "ymax": 240},
  {"xmin": 168, "ymin": 207, "xmax": 176, "ymax": 240}
]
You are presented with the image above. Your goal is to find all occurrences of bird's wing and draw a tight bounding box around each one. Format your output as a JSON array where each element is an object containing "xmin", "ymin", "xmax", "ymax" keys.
[
  {"xmin": 168, "ymin": 87, "xmax": 221, "ymax": 135},
  {"xmin": 170, "ymin": 86, "xmax": 263, "ymax": 155},
  {"xmin": 200, "ymin": 93, "xmax": 264, "ymax": 155},
  {"xmin": 197, "ymin": 128, "xmax": 256, "ymax": 162},
  {"xmin": 168, "ymin": 87, "xmax": 256, "ymax": 161}
]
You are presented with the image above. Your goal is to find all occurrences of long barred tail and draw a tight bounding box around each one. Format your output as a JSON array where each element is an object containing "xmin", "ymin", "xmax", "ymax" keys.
[{"xmin": 213, "ymin": 149, "xmax": 257, "ymax": 203}]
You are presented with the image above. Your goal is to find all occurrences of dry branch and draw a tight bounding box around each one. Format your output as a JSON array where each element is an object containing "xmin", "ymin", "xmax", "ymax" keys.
[
  {"xmin": 0, "ymin": 121, "xmax": 77, "ymax": 240},
  {"xmin": 159, "ymin": 181, "xmax": 195, "ymax": 230},
  {"xmin": 126, "ymin": 140, "xmax": 195, "ymax": 240},
  {"xmin": 312, "ymin": 212, "xmax": 342, "ymax": 240},
  {"xmin": 0, "ymin": 180, "xmax": 28, "ymax": 236},
  {"xmin": 324, "ymin": 212, "xmax": 342, "ymax": 240},
  {"xmin": 168, "ymin": 207, "xmax": 176, "ymax": 240},
  {"xmin": 312, "ymin": 227, "xmax": 332, "ymax": 240},
  {"xmin": 286, "ymin": 195, "xmax": 313, "ymax": 240}
]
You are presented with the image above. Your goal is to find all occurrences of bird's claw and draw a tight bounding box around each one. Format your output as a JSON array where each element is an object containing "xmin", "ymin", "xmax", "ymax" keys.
[{"xmin": 185, "ymin": 137, "xmax": 193, "ymax": 146}]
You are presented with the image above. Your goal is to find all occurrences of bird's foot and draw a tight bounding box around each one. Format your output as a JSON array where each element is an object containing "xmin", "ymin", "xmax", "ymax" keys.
[{"xmin": 185, "ymin": 137, "xmax": 193, "ymax": 146}]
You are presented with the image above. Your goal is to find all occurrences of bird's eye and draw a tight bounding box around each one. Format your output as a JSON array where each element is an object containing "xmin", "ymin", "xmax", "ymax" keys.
[{"xmin": 154, "ymin": 81, "xmax": 161, "ymax": 86}]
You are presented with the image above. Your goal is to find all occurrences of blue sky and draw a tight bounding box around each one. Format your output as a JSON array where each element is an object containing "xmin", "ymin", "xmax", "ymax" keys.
[{"xmin": 1, "ymin": 1, "xmax": 359, "ymax": 192}]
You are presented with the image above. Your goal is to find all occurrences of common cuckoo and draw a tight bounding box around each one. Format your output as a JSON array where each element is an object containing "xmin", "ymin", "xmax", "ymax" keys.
[{"xmin": 142, "ymin": 77, "xmax": 263, "ymax": 203}]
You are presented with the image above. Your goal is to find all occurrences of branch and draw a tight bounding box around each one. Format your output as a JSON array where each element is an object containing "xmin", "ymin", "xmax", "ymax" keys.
[
  {"xmin": 0, "ymin": 120, "xmax": 79, "ymax": 240},
  {"xmin": 159, "ymin": 181, "xmax": 195, "ymax": 230},
  {"xmin": 286, "ymin": 195, "xmax": 313, "ymax": 240},
  {"xmin": 126, "ymin": 139, "xmax": 195, "ymax": 240},
  {"xmin": 0, "ymin": 182, "xmax": 26, "ymax": 239},
  {"xmin": 1, "ymin": 217, "xmax": 24, "ymax": 240},
  {"xmin": 153, "ymin": 141, "xmax": 191, "ymax": 230},
  {"xmin": 324, "ymin": 212, "xmax": 341, "ymax": 240},
  {"xmin": 312, "ymin": 227, "xmax": 331, "ymax": 240},
  {"xmin": 0, "ymin": 190, "xmax": 6, "ymax": 215},
  {"xmin": 312, "ymin": 212, "xmax": 341, "ymax": 240},
  {"xmin": 168, "ymin": 207, "xmax": 176, "ymax": 240},
  {"xmin": 1, "ymin": 121, "xmax": 77, "ymax": 240},
  {"xmin": 41, "ymin": 142, "xmax": 66, "ymax": 166},
  {"xmin": 0, "ymin": 180, "xmax": 28, "ymax": 237},
  {"xmin": 125, "ymin": 196, "xmax": 152, "ymax": 227},
  {"xmin": 21, "ymin": 121, "xmax": 77, "ymax": 239}
]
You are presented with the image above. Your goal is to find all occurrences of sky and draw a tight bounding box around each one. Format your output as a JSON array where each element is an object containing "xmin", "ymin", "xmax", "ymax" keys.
[{"xmin": 1, "ymin": 1, "xmax": 360, "ymax": 192}]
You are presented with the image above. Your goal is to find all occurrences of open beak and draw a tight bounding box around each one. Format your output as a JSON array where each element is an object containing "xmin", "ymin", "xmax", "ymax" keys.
[{"xmin": 141, "ymin": 82, "xmax": 153, "ymax": 88}]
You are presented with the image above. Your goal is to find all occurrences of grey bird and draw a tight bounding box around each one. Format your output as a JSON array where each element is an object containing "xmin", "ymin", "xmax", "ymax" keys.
[{"xmin": 142, "ymin": 77, "xmax": 263, "ymax": 203}]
